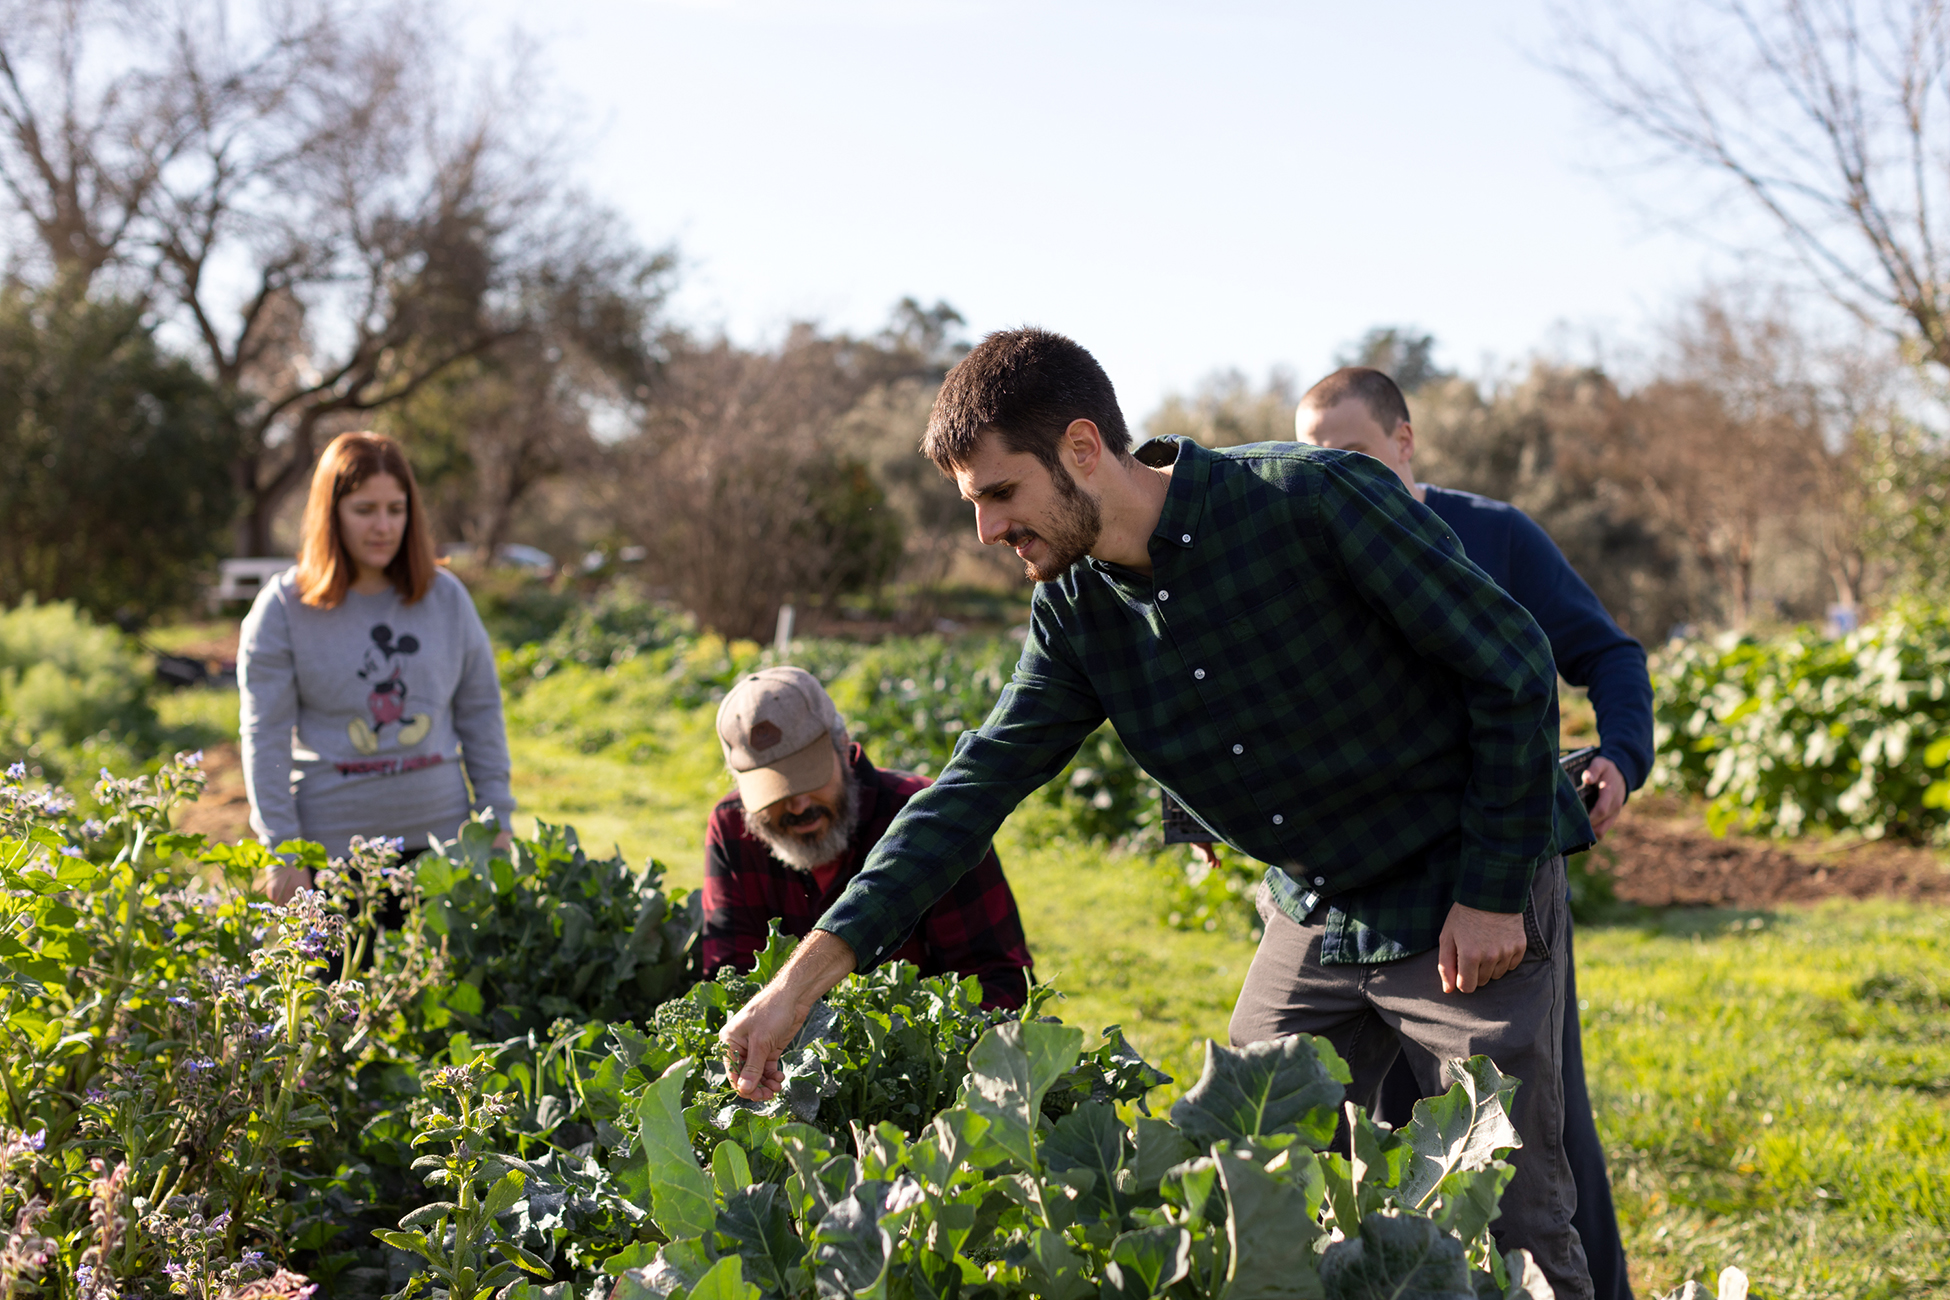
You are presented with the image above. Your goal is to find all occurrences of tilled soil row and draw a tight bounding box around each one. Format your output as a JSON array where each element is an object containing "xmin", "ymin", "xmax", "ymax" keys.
[{"xmin": 1599, "ymin": 807, "xmax": 1950, "ymax": 908}]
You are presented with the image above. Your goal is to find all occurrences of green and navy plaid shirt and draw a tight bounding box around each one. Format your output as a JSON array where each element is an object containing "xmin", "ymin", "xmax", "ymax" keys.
[{"xmin": 818, "ymin": 437, "xmax": 1594, "ymax": 966}]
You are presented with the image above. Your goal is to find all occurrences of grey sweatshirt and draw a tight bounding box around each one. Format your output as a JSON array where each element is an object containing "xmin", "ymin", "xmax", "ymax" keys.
[{"xmin": 238, "ymin": 568, "xmax": 515, "ymax": 858}]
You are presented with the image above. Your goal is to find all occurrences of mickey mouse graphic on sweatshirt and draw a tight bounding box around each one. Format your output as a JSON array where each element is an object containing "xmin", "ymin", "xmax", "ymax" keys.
[
  {"xmin": 237, "ymin": 568, "xmax": 515, "ymax": 859},
  {"xmin": 348, "ymin": 624, "xmax": 433, "ymax": 754}
]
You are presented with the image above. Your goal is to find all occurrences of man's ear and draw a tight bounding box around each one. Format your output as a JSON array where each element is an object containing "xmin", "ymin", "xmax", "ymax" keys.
[
  {"xmin": 1395, "ymin": 421, "xmax": 1416, "ymax": 465},
  {"xmin": 1064, "ymin": 418, "xmax": 1104, "ymax": 480}
]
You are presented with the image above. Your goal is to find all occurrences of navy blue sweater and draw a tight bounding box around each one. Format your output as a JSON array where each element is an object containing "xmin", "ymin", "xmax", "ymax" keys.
[{"xmin": 1422, "ymin": 485, "xmax": 1654, "ymax": 790}]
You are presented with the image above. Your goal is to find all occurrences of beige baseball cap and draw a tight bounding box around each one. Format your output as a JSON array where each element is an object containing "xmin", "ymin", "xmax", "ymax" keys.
[{"xmin": 716, "ymin": 666, "xmax": 846, "ymax": 810}]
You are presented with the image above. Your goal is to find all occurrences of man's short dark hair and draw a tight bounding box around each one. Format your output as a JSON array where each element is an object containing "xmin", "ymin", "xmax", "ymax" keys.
[
  {"xmin": 923, "ymin": 328, "xmax": 1131, "ymax": 475},
  {"xmin": 1299, "ymin": 367, "xmax": 1412, "ymax": 432}
]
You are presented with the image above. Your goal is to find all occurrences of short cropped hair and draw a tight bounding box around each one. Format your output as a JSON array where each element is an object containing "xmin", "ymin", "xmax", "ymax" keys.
[
  {"xmin": 922, "ymin": 328, "xmax": 1131, "ymax": 475},
  {"xmin": 296, "ymin": 431, "xmax": 439, "ymax": 608},
  {"xmin": 1299, "ymin": 367, "xmax": 1412, "ymax": 433}
]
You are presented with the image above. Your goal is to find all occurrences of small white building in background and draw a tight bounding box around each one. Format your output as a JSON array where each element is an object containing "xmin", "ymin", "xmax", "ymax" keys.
[{"xmin": 212, "ymin": 558, "xmax": 294, "ymax": 607}]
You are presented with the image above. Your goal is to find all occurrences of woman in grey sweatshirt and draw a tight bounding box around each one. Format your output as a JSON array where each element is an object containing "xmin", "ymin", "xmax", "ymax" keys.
[{"xmin": 239, "ymin": 432, "xmax": 514, "ymax": 901}]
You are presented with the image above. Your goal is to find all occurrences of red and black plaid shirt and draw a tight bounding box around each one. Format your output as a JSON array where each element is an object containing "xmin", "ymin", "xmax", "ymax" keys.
[{"xmin": 702, "ymin": 743, "xmax": 1032, "ymax": 1008}]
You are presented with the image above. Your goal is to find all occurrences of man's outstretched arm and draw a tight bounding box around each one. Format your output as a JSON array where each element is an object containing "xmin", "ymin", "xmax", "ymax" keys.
[{"xmin": 721, "ymin": 929, "xmax": 859, "ymax": 1100}]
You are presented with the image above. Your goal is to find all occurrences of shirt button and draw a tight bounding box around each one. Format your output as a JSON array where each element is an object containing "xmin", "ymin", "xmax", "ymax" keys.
[
  {"xmin": 1194, "ymin": 669, "xmax": 1206, "ymax": 680},
  {"xmin": 1313, "ymin": 876, "xmax": 1326, "ymax": 886},
  {"xmin": 1157, "ymin": 589, "xmax": 1170, "ymax": 601},
  {"xmin": 1272, "ymin": 814, "xmax": 1284, "ymax": 825},
  {"xmin": 1232, "ymin": 743, "xmax": 1244, "ymax": 754},
  {"xmin": 1181, "ymin": 533, "xmax": 1192, "ymax": 543}
]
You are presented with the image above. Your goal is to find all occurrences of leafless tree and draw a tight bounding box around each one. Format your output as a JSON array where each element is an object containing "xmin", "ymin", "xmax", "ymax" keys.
[
  {"xmin": 0, "ymin": 0, "xmax": 670, "ymax": 554},
  {"xmin": 379, "ymin": 337, "xmax": 605, "ymax": 555},
  {"xmin": 609, "ymin": 328, "xmax": 906, "ymax": 639},
  {"xmin": 1555, "ymin": 0, "xmax": 1950, "ymax": 371}
]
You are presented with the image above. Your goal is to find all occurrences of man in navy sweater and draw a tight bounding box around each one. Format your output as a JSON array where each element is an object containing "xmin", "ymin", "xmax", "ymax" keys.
[{"xmin": 1295, "ymin": 366, "xmax": 1652, "ymax": 1300}]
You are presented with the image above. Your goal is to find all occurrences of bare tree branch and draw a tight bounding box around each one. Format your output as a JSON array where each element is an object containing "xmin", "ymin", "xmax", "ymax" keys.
[
  {"xmin": 0, "ymin": 0, "xmax": 674, "ymax": 553},
  {"xmin": 1555, "ymin": 0, "xmax": 1950, "ymax": 367}
]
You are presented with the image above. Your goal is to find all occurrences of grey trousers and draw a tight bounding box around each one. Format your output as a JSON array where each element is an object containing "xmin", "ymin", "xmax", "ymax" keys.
[{"xmin": 1229, "ymin": 857, "xmax": 1592, "ymax": 1300}]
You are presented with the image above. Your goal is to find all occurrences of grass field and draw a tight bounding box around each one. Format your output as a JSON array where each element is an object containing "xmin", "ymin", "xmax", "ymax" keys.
[{"xmin": 149, "ymin": 660, "xmax": 1950, "ymax": 1300}]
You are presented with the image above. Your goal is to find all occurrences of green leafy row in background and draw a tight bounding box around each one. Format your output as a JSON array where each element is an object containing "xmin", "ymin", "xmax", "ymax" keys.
[
  {"xmin": 1649, "ymin": 602, "xmax": 1950, "ymax": 842},
  {"xmin": 495, "ymin": 585, "xmax": 1162, "ymax": 846}
]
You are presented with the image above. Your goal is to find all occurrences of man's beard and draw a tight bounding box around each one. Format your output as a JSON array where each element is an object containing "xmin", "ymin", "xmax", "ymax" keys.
[
  {"xmin": 744, "ymin": 760, "xmax": 861, "ymax": 871},
  {"xmin": 1002, "ymin": 468, "xmax": 1102, "ymax": 583}
]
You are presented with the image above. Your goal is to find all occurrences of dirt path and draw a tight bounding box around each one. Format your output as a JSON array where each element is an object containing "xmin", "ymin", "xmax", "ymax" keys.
[
  {"xmin": 1598, "ymin": 796, "xmax": 1950, "ymax": 908},
  {"xmin": 175, "ymin": 741, "xmax": 253, "ymax": 844}
]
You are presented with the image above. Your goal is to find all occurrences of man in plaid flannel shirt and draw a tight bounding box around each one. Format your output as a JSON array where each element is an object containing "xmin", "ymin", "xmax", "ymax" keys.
[
  {"xmin": 721, "ymin": 329, "xmax": 1597, "ymax": 1299},
  {"xmin": 704, "ymin": 666, "xmax": 1031, "ymax": 1008}
]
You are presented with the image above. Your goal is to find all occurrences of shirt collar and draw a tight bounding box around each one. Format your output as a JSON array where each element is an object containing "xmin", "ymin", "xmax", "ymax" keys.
[
  {"xmin": 1136, "ymin": 436, "xmax": 1209, "ymax": 552},
  {"xmin": 1081, "ymin": 436, "xmax": 1211, "ymax": 583}
]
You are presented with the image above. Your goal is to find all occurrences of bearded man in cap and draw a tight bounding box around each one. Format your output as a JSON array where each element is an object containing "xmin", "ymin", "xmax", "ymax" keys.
[{"xmin": 703, "ymin": 666, "xmax": 1034, "ymax": 1008}]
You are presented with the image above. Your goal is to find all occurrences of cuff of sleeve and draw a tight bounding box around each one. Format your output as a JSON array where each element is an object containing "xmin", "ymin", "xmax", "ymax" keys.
[
  {"xmin": 473, "ymin": 787, "xmax": 517, "ymax": 821},
  {"xmin": 1597, "ymin": 746, "xmax": 1647, "ymax": 792},
  {"xmin": 815, "ymin": 917, "xmax": 893, "ymax": 975},
  {"xmin": 1451, "ymin": 851, "xmax": 1542, "ymax": 914}
]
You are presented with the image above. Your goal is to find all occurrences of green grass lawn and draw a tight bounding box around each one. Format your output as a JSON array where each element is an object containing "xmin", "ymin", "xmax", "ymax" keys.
[{"xmin": 1578, "ymin": 905, "xmax": 1950, "ymax": 1299}]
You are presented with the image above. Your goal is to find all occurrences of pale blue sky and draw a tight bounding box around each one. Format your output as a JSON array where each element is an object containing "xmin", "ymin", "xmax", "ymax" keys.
[{"xmin": 477, "ymin": 0, "xmax": 1733, "ymax": 418}]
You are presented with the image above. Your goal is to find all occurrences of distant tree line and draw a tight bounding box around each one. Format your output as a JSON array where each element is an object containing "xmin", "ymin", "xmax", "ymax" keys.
[
  {"xmin": 0, "ymin": 0, "xmax": 963, "ymax": 636},
  {"xmin": 1152, "ymin": 297, "xmax": 1950, "ymax": 645},
  {"xmin": 12, "ymin": 0, "xmax": 1950, "ymax": 644}
]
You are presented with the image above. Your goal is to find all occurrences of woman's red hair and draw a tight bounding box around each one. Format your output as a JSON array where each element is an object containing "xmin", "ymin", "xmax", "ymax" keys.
[{"xmin": 296, "ymin": 432, "xmax": 439, "ymax": 608}]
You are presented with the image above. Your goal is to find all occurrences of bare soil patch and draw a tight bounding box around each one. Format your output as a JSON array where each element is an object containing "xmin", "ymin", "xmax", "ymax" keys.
[{"xmin": 1599, "ymin": 796, "xmax": 1950, "ymax": 908}]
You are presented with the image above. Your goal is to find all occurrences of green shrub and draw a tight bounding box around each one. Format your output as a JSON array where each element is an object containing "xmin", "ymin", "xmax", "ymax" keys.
[
  {"xmin": 1650, "ymin": 602, "xmax": 1950, "ymax": 841},
  {"xmin": 490, "ymin": 579, "xmax": 688, "ymax": 678},
  {"xmin": 464, "ymin": 566, "xmax": 584, "ymax": 650},
  {"xmin": 0, "ymin": 286, "xmax": 239, "ymax": 623},
  {"xmin": 0, "ymin": 597, "xmax": 162, "ymax": 791},
  {"xmin": 0, "ymin": 596, "xmax": 154, "ymax": 747}
]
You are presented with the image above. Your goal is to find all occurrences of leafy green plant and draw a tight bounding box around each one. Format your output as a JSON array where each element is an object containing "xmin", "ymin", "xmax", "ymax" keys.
[
  {"xmin": 1650, "ymin": 603, "xmax": 1950, "ymax": 841},
  {"xmin": 0, "ymin": 753, "xmax": 390, "ymax": 1286},
  {"xmin": 378, "ymin": 1056, "xmax": 554, "ymax": 1300},
  {"xmin": 411, "ymin": 818, "xmax": 701, "ymax": 1041},
  {"xmin": 601, "ymin": 1019, "xmax": 1549, "ymax": 1300},
  {"xmin": 623, "ymin": 927, "xmax": 1167, "ymax": 1160}
]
